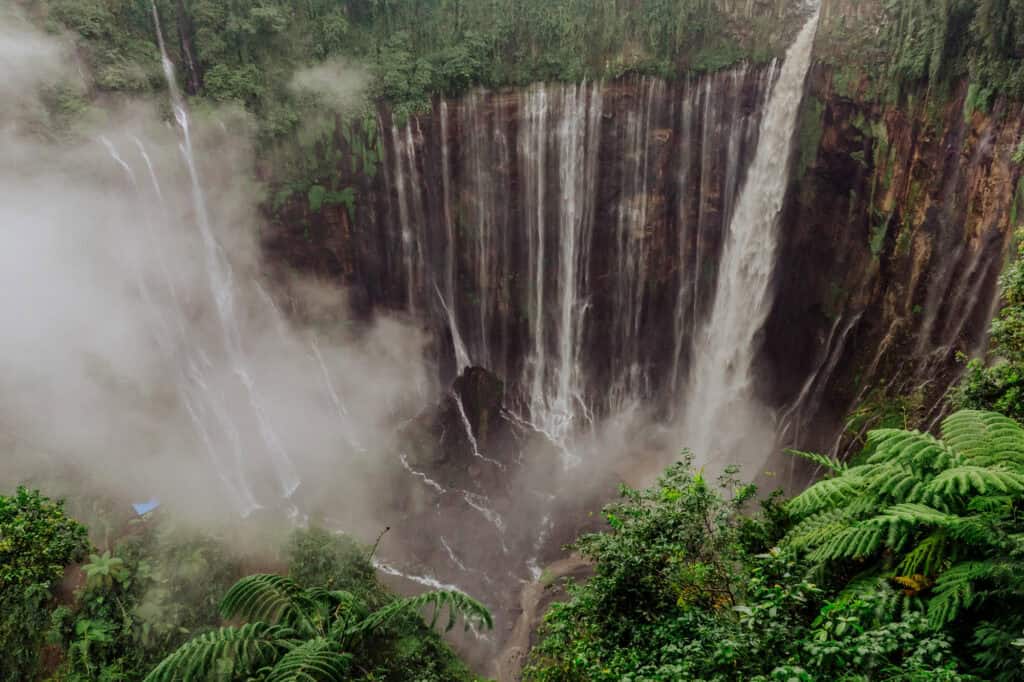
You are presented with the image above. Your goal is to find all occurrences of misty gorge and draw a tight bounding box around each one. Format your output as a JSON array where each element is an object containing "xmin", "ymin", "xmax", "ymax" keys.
[{"xmin": 4, "ymin": 0, "xmax": 1024, "ymax": 680}]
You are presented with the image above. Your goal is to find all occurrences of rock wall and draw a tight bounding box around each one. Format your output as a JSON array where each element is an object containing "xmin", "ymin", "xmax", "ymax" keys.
[
  {"xmin": 265, "ymin": 61, "xmax": 1023, "ymax": 457},
  {"xmin": 767, "ymin": 66, "xmax": 1024, "ymax": 455}
]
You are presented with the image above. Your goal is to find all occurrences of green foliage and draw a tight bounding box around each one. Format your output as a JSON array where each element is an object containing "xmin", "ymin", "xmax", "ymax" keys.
[
  {"xmin": 526, "ymin": 457, "xmax": 974, "ymax": 680},
  {"xmin": 50, "ymin": 520, "xmax": 243, "ymax": 682},
  {"xmin": 876, "ymin": 0, "xmax": 1024, "ymax": 100},
  {"xmin": 784, "ymin": 410, "xmax": 1024, "ymax": 681},
  {"xmin": 0, "ymin": 487, "xmax": 89, "ymax": 682},
  {"xmin": 956, "ymin": 232, "xmax": 1024, "ymax": 422},
  {"xmin": 147, "ymin": 569, "xmax": 491, "ymax": 682}
]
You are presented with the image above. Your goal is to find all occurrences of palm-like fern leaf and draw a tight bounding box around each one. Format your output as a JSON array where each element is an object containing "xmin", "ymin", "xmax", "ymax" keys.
[
  {"xmin": 786, "ymin": 507, "xmax": 858, "ymax": 551},
  {"xmin": 220, "ymin": 575, "xmax": 317, "ymax": 634},
  {"xmin": 263, "ymin": 638, "xmax": 352, "ymax": 682},
  {"xmin": 924, "ymin": 465, "xmax": 1024, "ymax": 498},
  {"xmin": 897, "ymin": 531, "xmax": 949, "ymax": 577},
  {"xmin": 809, "ymin": 523, "xmax": 885, "ymax": 562},
  {"xmin": 867, "ymin": 429, "xmax": 957, "ymax": 472},
  {"xmin": 833, "ymin": 572, "xmax": 924, "ymax": 624},
  {"xmin": 786, "ymin": 475, "xmax": 865, "ymax": 518},
  {"xmin": 928, "ymin": 561, "xmax": 992, "ymax": 628},
  {"xmin": 862, "ymin": 464, "xmax": 930, "ymax": 504},
  {"xmin": 143, "ymin": 623, "xmax": 294, "ymax": 682},
  {"xmin": 346, "ymin": 590, "xmax": 492, "ymax": 638},
  {"xmin": 786, "ymin": 449, "xmax": 848, "ymax": 473},
  {"xmin": 942, "ymin": 410, "xmax": 1024, "ymax": 467},
  {"xmin": 869, "ymin": 503, "xmax": 954, "ymax": 551}
]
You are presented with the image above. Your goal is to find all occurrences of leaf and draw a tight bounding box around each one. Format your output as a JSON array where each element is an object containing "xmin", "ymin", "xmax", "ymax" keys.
[
  {"xmin": 346, "ymin": 590, "xmax": 492, "ymax": 639},
  {"xmin": 264, "ymin": 638, "xmax": 351, "ymax": 682},
  {"xmin": 220, "ymin": 575, "xmax": 317, "ymax": 635},
  {"xmin": 143, "ymin": 623, "xmax": 293, "ymax": 682}
]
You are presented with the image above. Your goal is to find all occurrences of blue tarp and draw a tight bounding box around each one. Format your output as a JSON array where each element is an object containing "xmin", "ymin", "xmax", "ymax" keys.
[{"xmin": 132, "ymin": 499, "xmax": 160, "ymax": 516}]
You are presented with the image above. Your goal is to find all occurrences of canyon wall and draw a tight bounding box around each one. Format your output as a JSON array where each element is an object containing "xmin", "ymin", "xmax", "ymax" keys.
[{"xmin": 267, "ymin": 63, "xmax": 1023, "ymax": 458}]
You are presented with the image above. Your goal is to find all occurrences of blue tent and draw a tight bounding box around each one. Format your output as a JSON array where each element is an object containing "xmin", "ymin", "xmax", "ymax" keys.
[{"xmin": 132, "ymin": 499, "xmax": 160, "ymax": 516}]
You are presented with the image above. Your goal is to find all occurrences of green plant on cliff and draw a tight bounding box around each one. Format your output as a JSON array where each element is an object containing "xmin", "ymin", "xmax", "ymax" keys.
[
  {"xmin": 955, "ymin": 231, "xmax": 1024, "ymax": 422},
  {"xmin": 877, "ymin": 0, "xmax": 1024, "ymax": 100},
  {"xmin": 0, "ymin": 487, "xmax": 90, "ymax": 682}
]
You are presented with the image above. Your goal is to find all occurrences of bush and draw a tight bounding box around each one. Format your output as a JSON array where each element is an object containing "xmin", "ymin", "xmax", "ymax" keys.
[{"xmin": 0, "ymin": 488, "xmax": 90, "ymax": 682}]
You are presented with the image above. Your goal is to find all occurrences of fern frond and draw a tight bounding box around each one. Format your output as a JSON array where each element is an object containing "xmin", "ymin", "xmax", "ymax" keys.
[
  {"xmin": 862, "ymin": 464, "xmax": 928, "ymax": 504},
  {"xmin": 928, "ymin": 561, "xmax": 990, "ymax": 628},
  {"xmin": 967, "ymin": 495, "xmax": 1015, "ymax": 514},
  {"xmin": 924, "ymin": 465, "xmax": 1024, "ymax": 499},
  {"xmin": 834, "ymin": 572, "xmax": 923, "ymax": 624},
  {"xmin": 346, "ymin": 590, "xmax": 492, "ymax": 638},
  {"xmin": 785, "ymin": 508, "xmax": 857, "ymax": 551},
  {"xmin": 942, "ymin": 410, "xmax": 1024, "ymax": 467},
  {"xmin": 786, "ymin": 475, "xmax": 865, "ymax": 518},
  {"xmin": 809, "ymin": 523, "xmax": 884, "ymax": 563},
  {"xmin": 867, "ymin": 504, "xmax": 954, "ymax": 552},
  {"xmin": 786, "ymin": 449, "xmax": 848, "ymax": 473},
  {"xmin": 897, "ymin": 531, "xmax": 949, "ymax": 577},
  {"xmin": 220, "ymin": 575, "xmax": 317, "ymax": 634},
  {"xmin": 143, "ymin": 623, "xmax": 293, "ymax": 682},
  {"xmin": 867, "ymin": 429, "xmax": 957, "ymax": 472},
  {"xmin": 264, "ymin": 638, "xmax": 351, "ymax": 682}
]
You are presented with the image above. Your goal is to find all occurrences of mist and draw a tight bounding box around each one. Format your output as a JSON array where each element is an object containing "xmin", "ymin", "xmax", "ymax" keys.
[
  {"xmin": 0, "ymin": 10, "xmax": 428, "ymax": 534},
  {"xmin": 289, "ymin": 58, "xmax": 370, "ymax": 112}
]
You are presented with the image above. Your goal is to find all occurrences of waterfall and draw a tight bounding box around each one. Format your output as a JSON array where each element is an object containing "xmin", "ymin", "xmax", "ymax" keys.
[
  {"xmin": 435, "ymin": 284, "xmax": 472, "ymax": 372},
  {"xmin": 148, "ymin": 3, "xmax": 300, "ymax": 506},
  {"xmin": 683, "ymin": 9, "xmax": 821, "ymax": 462},
  {"xmin": 525, "ymin": 83, "xmax": 604, "ymax": 449},
  {"xmin": 376, "ymin": 69, "xmax": 771, "ymax": 440}
]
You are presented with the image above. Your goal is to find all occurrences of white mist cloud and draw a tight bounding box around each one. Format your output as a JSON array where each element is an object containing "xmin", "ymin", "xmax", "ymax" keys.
[
  {"xmin": 289, "ymin": 58, "xmax": 369, "ymax": 112},
  {"xmin": 0, "ymin": 14, "xmax": 428, "ymax": 531}
]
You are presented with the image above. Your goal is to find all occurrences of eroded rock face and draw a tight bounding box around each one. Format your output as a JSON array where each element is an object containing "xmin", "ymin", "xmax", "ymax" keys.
[{"xmin": 763, "ymin": 67, "xmax": 1024, "ymax": 458}]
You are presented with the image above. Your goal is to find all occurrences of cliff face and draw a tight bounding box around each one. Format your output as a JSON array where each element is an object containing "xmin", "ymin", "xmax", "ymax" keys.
[
  {"xmin": 767, "ymin": 66, "xmax": 1024, "ymax": 453},
  {"xmin": 264, "ymin": 61, "xmax": 1023, "ymax": 458}
]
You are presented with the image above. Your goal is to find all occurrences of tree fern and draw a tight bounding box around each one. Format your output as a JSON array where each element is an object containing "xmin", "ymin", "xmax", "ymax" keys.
[
  {"xmin": 262, "ymin": 638, "xmax": 352, "ymax": 682},
  {"xmin": 833, "ymin": 573, "xmax": 924, "ymax": 624},
  {"xmin": 809, "ymin": 523, "xmax": 885, "ymax": 563},
  {"xmin": 866, "ymin": 429, "xmax": 957, "ymax": 473},
  {"xmin": 862, "ymin": 463, "xmax": 934, "ymax": 504},
  {"xmin": 151, "ymin": 575, "xmax": 492, "ymax": 681},
  {"xmin": 784, "ymin": 409, "xmax": 1024, "ymax": 644},
  {"xmin": 786, "ymin": 507, "xmax": 860, "ymax": 551},
  {"xmin": 143, "ymin": 623, "xmax": 294, "ymax": 682},
  {"xmin": 928, "ymin": 561, "xmax": 989, "ymax": 628},
  {"xmin": 346, "ymin": 590, "xmax": 492, "ymax": 638}
]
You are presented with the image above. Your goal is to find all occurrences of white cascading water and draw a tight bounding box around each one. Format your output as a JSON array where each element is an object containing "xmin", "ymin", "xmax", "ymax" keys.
[
  {"xmin": 683, "ymin": 8, "xmax": 821, "ymax": 462},
  {"xmin": 151, "ymin": 3, "xmax": 300, "ymax": 506},
  {"xmin": 383, "ymin": 70, "xmax": 772, "ymax": 452},
  {"xmin": 523, "ymin": 83, "xmax": 603, "ymax": 453}
]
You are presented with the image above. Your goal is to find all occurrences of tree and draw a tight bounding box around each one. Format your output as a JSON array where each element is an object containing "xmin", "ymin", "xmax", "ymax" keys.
[
  {"xmin": 145, "ymin": 573, "xmax": 492, "ymax": 681},
  {"xmin": 784, "ymin": 409, "xmax": 1024, "ymax": 681},
  {"xmin": 0, "ymin": 487, "xmax": 90, "ymax": 682}
]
